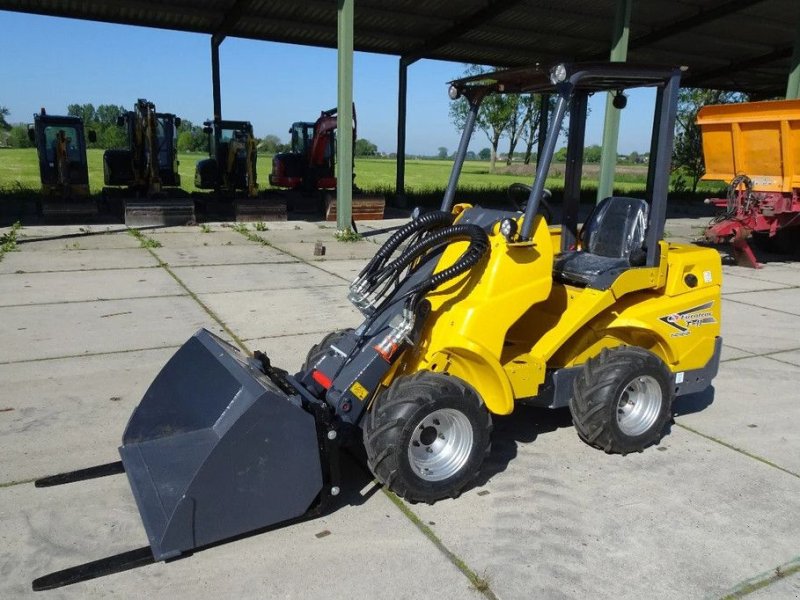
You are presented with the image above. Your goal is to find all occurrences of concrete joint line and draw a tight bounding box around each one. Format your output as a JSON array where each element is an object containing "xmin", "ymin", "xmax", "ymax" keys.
[
  {"xmin": 0, "ymin": 343, "xmax": 180, "ymax": 365},
  {"xmin": 383, "ymin": 490, "xmax": 499, "ymax": 600},
  {"xmin": 230, "ymin": 228, "xmax": 351, "ymax": 283},
  {"xmin": 716, "ymin": 554, "xmax": 800, "ymax": 599},
  {"xmin": 0, "ymin": 292, "xmax": 188, "ymax": 309},
  {"xmin": 675, "ymin": 423, "xmax": 800, "ymax": 479},
  {"xmin": 146, "ymin": 247, "xmax": 250, "ymax": 354},
  {"xmin": 719, "ymin": 345, "xmax": 800, "ymax": 365},
  {"xmin": 724, "ymin": 296, "xmax": 800, "ymax": 319}
]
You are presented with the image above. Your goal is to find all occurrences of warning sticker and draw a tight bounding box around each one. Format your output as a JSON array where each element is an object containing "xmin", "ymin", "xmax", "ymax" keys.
[{"xmin": 350, "ymin": 381, "xmax": 369, "ymax": 401}]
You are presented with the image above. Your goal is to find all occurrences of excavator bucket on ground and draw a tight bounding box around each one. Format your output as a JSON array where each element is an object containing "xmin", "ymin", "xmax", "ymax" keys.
[
  {"xmin": 33, "ymin": 329, "xmax": 338, "ymax": 589},
  {"xmin": 120, "ymin": 330, "xmax": 326, "ymax": 560}
]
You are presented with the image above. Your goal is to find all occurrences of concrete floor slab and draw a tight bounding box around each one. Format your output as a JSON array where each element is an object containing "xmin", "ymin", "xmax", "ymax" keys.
[
  {"xmin": 676, "ymin": 356, "xmax": 800, "ymax": 475},
  {"xmin": 169, "ymin": 262, "xmax": 343, "ymax": 295},
  {"xmin": 245, "ymin": 332, "xmax": 331, "ymax": 373},
  {"xmin": 0, "ymin": 248, "xmax": 158, "ymax": 274},
  {"xmin": 13, "ymin": 225, "xmax": 128, "ymax": 240},
  {"xmin": 720, "ymin": 343, "xmax": 754, "ymax": 361},
  {"xmin": 199, "ymin": 287, "xmax": 361, "ymax": 340},
  {"xmin": 152, "ymin": 244, "xmax": 294, "ymax": 267},
  {"xmin": 147, "ymin": 231, "xmax": 253, "ymax": 248},
  {"xmin": 721, "ymin": 273, "xmax": 792, "ymax": 294},
  {"xmin": 312, "ymin": 258, "xmax": 366, "ymax": 282},
  {"xmin": 17, "ymin": 232, "xmax": 142, "ymax": 251},
  {"xmin": 723, "ymin": 264, "xmax": 800, "ymax": 287},
  {"xmin": 268, "ymin": 240, "xmax": 380, "ymax": 262},
  {"xmin": 0, "ymin": 460, "xmax": 476, "ymax": 600},
  {"xmin": 0, "ymin": 348, "xmax": 176, "ymax": 483},
  {"xmin": 405, "ymin": 411, "xmax": 800, "ymax": 600},
  {"xmin": 0, "ymin": 268, "xmax": 183, "ymax": 306},
  {"xmin": 724, "ymin": 288, "xmax": 800, "ymax": 317},
  {"xmin": 769, "ymin": 349, "xmax": 800, "ymax": 367},
  {"xmin": 721, "ymin": 298, "xmax": 800, "ymax": 354},
  {"xmin": 0, "ymin": 296, "xmax": 222, "ymax": 363}
]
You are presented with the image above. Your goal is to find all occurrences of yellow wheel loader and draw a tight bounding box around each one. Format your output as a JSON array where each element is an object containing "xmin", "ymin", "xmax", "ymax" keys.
[{"xmin": 33, "ymin": 63, "xmax": 722, "ymax": 590}]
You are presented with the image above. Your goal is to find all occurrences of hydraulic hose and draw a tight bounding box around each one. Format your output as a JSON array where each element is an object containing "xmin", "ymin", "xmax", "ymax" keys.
[
  {"xmin": 358, "ymin": 210, "xmax": 453, "ymax": 280},
  {"xmin": 405, "ymin": 224, "xmax": 489, "ymax": 305}
]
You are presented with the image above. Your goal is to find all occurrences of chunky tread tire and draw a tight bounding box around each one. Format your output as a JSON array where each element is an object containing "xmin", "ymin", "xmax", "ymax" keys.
[
  {"xmin": 363, "ymin": 371, "xmax": 492, "ymax": 504},
  {"xmin": 301, "ymin": 328, "xmax": 354, "ymax": 373},
  {"xmin": 570, "ymin": 346, "xmax": 674, "ymax": 455}
]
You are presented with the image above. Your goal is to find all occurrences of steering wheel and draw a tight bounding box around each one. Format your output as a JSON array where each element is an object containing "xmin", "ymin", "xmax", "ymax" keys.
[{"xmin": 506, "ymin": 183, "xmax": 553, "ymax": 222}]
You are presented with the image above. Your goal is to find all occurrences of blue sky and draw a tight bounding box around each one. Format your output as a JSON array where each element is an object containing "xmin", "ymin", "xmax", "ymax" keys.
[{"xmin": 0, "ymin": 11, "xmax": 656, "ymax": 155}]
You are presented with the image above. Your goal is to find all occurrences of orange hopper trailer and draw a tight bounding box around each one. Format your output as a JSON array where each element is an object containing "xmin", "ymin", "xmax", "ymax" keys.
[{"xmin": 699, "ymin": 99, "xmax": 800, "ymax": 267}]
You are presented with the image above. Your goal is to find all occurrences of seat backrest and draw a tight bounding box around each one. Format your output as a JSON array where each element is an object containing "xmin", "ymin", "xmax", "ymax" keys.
[{"xmin": 581, "ymin": 196, "xmax": 648, "ymax": 260}]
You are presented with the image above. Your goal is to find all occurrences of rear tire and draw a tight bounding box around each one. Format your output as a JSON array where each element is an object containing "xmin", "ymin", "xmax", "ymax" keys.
[
  {"xmin": 363, "ymin": 371, "xmax": 492, "ymax": 504},
  {"xmin": 570, "ymin": 346, "xmax": 673, "ymax": 455}
]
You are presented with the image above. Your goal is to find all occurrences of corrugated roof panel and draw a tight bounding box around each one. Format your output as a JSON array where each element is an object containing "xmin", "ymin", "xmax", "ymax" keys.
[{"xmin": 0, "ymin": 0, "xmax": 795, "ymax": 92}]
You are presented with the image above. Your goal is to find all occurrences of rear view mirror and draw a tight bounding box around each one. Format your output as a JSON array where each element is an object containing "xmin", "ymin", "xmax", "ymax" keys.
[
  {"xmin": 27, "ymin": 127, "xmax": 35, "ymax": 143},
  {"xmin": 117, "ymin": 116, "xmax": 125, "ymax": 127},
  {"xmin": 203, "ymin": 126, "xmax": 213, "ymax": 135},
  {"xmin": 175, "ymin": 117, "xmax": 182, "ymax": 128},
  {"xmin": 87, "ymin": 130, "xmax": 97, "ymax": 143}
]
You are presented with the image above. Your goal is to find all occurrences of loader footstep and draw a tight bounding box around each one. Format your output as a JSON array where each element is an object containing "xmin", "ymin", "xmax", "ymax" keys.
[{"xmin": 32, "ymin": 546, "xmax": 154, "ymax": 591}]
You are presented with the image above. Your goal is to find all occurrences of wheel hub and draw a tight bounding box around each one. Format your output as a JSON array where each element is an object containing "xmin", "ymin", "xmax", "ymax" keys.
[
  {"xmin": 616, "ymin": 375, "xmax": 663, "ymax": 437},
  {"xmin": 408, "ymin": 408, "xmax": 473, "ymax": 482}
]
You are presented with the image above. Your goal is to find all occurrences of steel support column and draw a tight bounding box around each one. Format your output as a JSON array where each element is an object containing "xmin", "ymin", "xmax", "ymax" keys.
[
  {"xmin": 211, "ymin": 37, "xmax": 222, "ymax": 121},
  {"xmin": 597, "ymin": 0, "xmax": 631, "ymax": 202},
  {"xmin": 336, "ymin": 0, "xmax": 354, "ymax": 231},
  {"xmin": 787, "ymin": 21, "xmax": 800, "ymax": 99},
  {"xmin": 396, "ymin": 57, "xmax": 410, "ymax": 206}
]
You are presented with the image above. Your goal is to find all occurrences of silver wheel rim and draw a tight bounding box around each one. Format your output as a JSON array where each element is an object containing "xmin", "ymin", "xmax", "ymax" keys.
[
  {"xmin": 407, "ymin": 408, "xmax": 474, "ymax": 482},
  {"xmin": 616, "ymin": 375, "xmax": 663, "ymax": 437}
]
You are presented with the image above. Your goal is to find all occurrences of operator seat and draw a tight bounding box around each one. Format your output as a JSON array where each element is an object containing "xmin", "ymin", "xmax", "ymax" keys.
[{"xmin": 553, "ymin": 196, "xmax": 648, "ymax": 289}]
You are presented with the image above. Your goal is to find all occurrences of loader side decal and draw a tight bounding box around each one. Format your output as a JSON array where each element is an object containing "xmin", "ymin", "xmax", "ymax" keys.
[{"xmin": 659, "ymin": 301, "xmax": 717, "ymax": 337}]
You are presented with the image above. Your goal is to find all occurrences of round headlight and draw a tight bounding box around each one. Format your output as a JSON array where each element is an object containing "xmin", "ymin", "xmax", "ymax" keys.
[
  {"xmin": 448, "ymin": 85, "xmax": 461, "ymax": 100},
  {"xmin": 549, "ymin": 63, "xmax": 567, "ymax": 85},
  {"xmin": 500, "ymin": 218, "xmax": 517, "ymax": 240}
]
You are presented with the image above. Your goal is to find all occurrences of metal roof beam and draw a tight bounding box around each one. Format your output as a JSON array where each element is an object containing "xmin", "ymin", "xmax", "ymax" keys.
[
  {"xmin": 403, "ymin": 0, "xmax": 527, "ymax": 65},
  {"xmin": 629, "ymin": 0, "xmax": 767, "ymax": 50},
  {"xmin": 683, "ymin": 45, "xmax": 792, "ymax": 87},
  {"xmin": 212, "ymin": 0, "xmax": 251, "ymax": 45}
]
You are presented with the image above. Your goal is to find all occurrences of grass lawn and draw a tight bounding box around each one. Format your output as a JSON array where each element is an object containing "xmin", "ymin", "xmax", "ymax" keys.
[{"xmin": 0, "ymin": 148, "xmax": 724, "ymax": 205}]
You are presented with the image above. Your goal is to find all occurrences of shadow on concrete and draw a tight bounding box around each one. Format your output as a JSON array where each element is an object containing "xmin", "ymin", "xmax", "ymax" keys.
[
  {"xmin": 672, "ymin": 385, "xmax": 716, "ymax": 418},
  {"xmin": 475, "ymin": 405, "xmax": 574, "ymax": 486}
]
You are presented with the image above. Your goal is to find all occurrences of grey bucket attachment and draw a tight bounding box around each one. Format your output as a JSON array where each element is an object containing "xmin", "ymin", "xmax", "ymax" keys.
[{"xmin": 119, "ymin": 329, "xmax": 324, "ymax": 561}]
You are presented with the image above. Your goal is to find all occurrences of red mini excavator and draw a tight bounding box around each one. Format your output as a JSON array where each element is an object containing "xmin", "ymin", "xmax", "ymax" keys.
[{"xmin": 269, "ymin": 106, "xmax": 385, "ymax": 220}]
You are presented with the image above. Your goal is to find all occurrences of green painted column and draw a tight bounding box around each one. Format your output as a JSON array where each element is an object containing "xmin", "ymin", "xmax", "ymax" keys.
[
  {"xmin": 787, "ymin": 21, "xmax": 800, "ymax": 99},
  {"xmin": 336, "ymin": 0, "xmax": 354, "ymax": 231},
  {"xmin": 597, "ymin": 0, "xmax": 632, "ymax": 202}
]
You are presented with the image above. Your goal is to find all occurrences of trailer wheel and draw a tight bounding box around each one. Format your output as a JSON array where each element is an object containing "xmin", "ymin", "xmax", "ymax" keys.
[
  {"xmin": 570, "ymin": 346, "xmax": 673, "ymax": 455},
  {"xmin": 363, "ymin": 371, "xmax": 492, "ymax": 504},
  {"xmin": 301, "ymin": 328, "xmax": 354, "ymax": 372}
]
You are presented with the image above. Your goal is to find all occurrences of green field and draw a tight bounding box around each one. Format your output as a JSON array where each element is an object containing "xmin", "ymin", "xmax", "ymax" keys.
[{"xmin": 0, "ymin": 148, "xmax": 722, "ymax": 204}]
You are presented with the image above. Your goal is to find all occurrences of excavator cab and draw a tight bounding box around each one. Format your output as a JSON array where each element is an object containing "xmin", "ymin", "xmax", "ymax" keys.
[
  {"xmin": 28, "ymin": 110, "xmax": 96, "ymax": 218},
  {"xmin": 195, "ymin": 119, "xmax": 258, "ymax": 198},
  {"xmin": 269, "ymin": 109, "xmax": 339, "ymax": 191}
]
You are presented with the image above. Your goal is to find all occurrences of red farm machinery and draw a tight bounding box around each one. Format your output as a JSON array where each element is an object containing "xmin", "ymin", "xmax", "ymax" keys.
[
  {"xmin": 269, "ymin": 106, "xmax": 385, "ymax": 221},
  {"xmin": 699, "ymin": 99, "xmax": 800, "ymax": 267}
]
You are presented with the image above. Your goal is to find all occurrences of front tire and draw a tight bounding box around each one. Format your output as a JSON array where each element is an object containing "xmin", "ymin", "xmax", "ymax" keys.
[
  {"xmin": 570, "ymin": 346, "xmax": 673, "ymax": 454},
  {"xmin": 363, "ymin": 371, "xmax": 492, "ymax": 503},
  {"xmin": 301, "ymin": 328, "xmax": 354, "ymax": 372}
]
